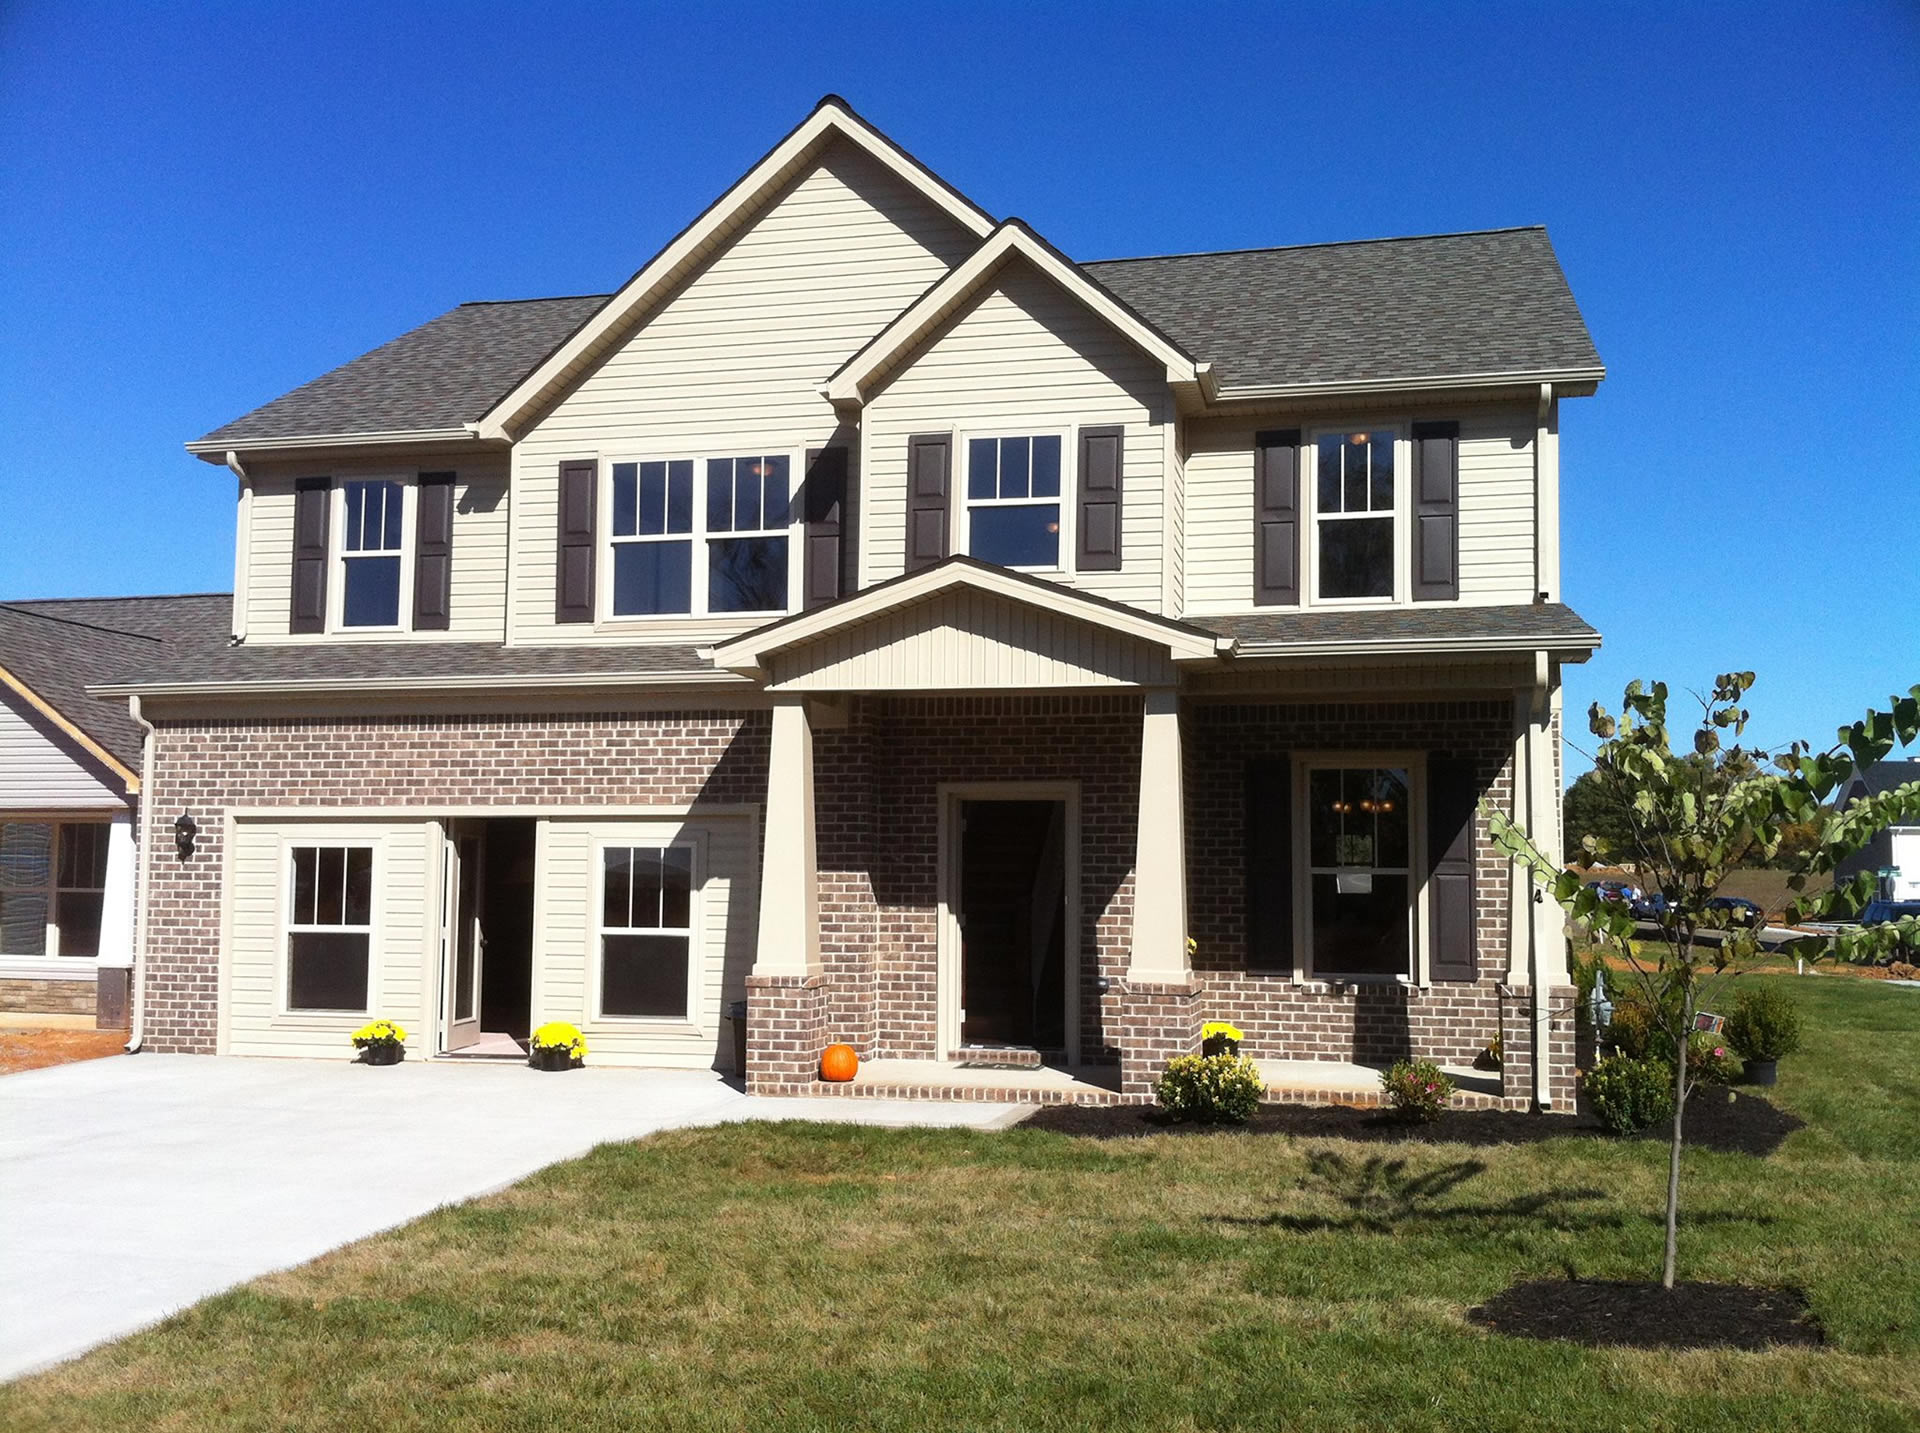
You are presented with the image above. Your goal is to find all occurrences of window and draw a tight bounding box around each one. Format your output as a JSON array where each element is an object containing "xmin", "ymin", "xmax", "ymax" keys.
[
  {"xmin": 340, "ymin": 480, "xmax": 405, "ymax": 627},
  {"xmin": 1315, "ymin": 431, "xmax": 1395, "ymax": 600},
  {"xmin": 1305, "ymin": 766, "xmax": 1412, "ymax": 979},
  {"xmin": 966, "ymin": 434, "xmax": 1062, "ymax": 568},
  {"xmin": 608, "ymin": 455, "xmax": 793, "ymax": 618},
  {"xmin": 286, "ymin": 844, "xmax": 373, "ymax": 1012},
  {"xmin": 55, "ymin": 824, "xmax": 109, "ymax": 958},
  {"xmin": 0, "ymin": 820, "xmax": 109, "ymax": 959},
  {"xmin": 0, "ymin": 822, "xmax": 51, "ymax": 956},
  {"xmin": 600, "ymin": 845, "xmax": 693, "ymax": 1019}
]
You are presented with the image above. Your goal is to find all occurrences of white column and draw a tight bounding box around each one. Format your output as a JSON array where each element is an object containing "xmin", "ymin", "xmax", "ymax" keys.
[
  {"xmin": 753, "ymin": 697, "xmax": 820, "ymax": 976},
  {"xmin": 1528, "ymin": 682, "xmax": 1570, "ymax": 990},
  {"xmin": 95, "ymin": 809, "xmax": 136, "ymax": 969},
  {"xmin": 1127, "ymin": 689, "xmax": 1191, "ymax": 984}
]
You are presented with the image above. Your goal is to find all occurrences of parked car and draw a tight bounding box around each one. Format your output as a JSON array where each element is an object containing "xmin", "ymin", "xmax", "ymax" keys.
[
  {"xmin": 1706, "ymin": 896, "xmax": 1765, "ymax": 929},
  {"xmin": 1862, "ymin": 899, "xmax": 1920, "ymax": 927},
  {"xmin": 1584, "ymin": 879, "xmax": 1639, "ymax": 907},
  {"xmin": 1630, "ymin": 891, "xmax": 1671, "ymax": 921}
]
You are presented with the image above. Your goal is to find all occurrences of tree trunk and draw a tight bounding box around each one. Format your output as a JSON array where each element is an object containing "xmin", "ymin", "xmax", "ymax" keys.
[{"xmin": 1662, "ymin": 990, "xmax": 1692, "ymax": 1291}]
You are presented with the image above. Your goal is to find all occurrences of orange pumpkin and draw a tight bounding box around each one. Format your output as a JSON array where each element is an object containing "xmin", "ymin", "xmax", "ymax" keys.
[{"xmin": 820, "ymin": 1043, "xmax": 859, "ymax": 1082}]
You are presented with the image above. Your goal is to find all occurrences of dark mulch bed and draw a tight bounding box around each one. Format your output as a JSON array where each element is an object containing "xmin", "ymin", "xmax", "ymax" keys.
[
  {"xmin": 1022, "ymin": 1088, "xmax": 1802, "ymax": 1156},
  {"xmin": 1468, "ymin": 1278, "xmax": 1824, "ymax": 1350}
]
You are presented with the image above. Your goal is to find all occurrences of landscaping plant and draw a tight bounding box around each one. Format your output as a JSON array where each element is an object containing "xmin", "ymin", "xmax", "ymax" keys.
[
  {"xmin": 1379, "ymin": 1058, "xmax": 1453, "ymax": 1122},
  {"xmin": 1489, "ymin": 673, "xmax": 1920, "ymax": 1288},
  {"xmin": 1154, "ymin": 1052, "xmax": 1263, "ymax": 1124},
  {"xmin": 1582, "ymin": 1053, "xmax": 1675, "ymax": 1134},
  {"xmin": 1725, "ymin": 984, "xmax": 1804, "ymax": 1065}
]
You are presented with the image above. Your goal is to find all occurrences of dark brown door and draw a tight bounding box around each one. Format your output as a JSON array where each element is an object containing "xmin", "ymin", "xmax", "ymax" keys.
[{"xmin": 958, "ymin": 800, "xmax": 1067, "ymax": 1051}]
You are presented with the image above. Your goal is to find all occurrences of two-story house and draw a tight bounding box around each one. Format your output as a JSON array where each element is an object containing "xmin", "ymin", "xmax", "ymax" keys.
[{"xmin": 100, "ymin": 98, "xmax": 1602, "ymax": 1108}]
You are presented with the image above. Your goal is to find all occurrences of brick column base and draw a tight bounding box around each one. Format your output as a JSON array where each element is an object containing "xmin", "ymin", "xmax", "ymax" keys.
[
  {"xmin": 1112, "ymin": 979, "xmax": 1204, "ymax": 1098},
  {"xmin": 1499, "ymin": 984, "xmax": 1579, "ymax": 1111},
  {"xmin": 745, "ymin": 972, "xmax": 828, "ymax": 1096}
]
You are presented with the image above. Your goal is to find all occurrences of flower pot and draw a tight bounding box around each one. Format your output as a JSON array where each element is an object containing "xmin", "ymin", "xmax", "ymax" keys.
[
  {"xmin": 530, "ymin": 1045, "xmax": 577, "ymax": 1072},
  {"xmin": 1201, "ymin": 1035, "xmax": 1239, "ymax": 1058},
  {"xmin": 359, "ymin": 1042, "xmax": 403, "ymax": 1066},
  {"xmin": 1744, "ymin": 1058, "xmax": 1777, "ymax": 1086}
]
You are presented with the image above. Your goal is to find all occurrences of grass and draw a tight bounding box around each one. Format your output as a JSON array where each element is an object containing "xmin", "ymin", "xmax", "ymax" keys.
[{"xmin": 6, "ymin": 977, "xmax": 1918, "ymax": 1431}]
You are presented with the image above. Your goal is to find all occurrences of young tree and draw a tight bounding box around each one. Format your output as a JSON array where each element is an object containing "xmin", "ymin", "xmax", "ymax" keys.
[{"xmin": 1490, "ymin": 673, "xmax": 1920, "ymax": 1289}]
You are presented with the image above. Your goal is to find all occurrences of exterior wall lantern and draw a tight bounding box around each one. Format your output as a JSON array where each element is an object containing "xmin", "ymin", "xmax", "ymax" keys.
[{"xmin": 174, "ymin": 811, "xmax": 199, "ymax": 861}]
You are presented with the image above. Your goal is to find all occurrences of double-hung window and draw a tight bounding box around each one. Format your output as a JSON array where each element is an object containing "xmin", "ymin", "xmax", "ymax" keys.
[
  {"xmin": 1314, "ymin": 431, "xmax": 1396, "ymax": 600},
  {"xmin": 286, "ymin": 844, "xmax": 374, "ymax": 1012},
  {"xmin": 607, "ymin": 454, "xmax": 793, "ymax": 618},
  {"xmin": 54, "ymin": 824, "xmax": 108, "ymax": 958},
  {"xmin": 600, "ymin": 845, "xmax": 694, "ymax": 1019},
  {"xmin": 1304, "ymin": 765, "xmax": 1413, "ymax": 979},
  {"xmin": 0, "ymin": 822, "xmax": 52, "ymax": 957},
  {"xmin": 0, "ymin": 820, "xmax": 108, "ymax": 959},
  {"xmin": 966, "ymin": 434, "xmax": 1063, "ymax": 569},
  {"xmin": 610, "ymin": 460, "xmax": 695, "ymax": 615},
  {"xmin": 706, "ymin": 455, "xmax": 790, "ymax": 613},
  {"xmin": 340, "ymin": 479, "xmax": 406, "ymax": 627}
]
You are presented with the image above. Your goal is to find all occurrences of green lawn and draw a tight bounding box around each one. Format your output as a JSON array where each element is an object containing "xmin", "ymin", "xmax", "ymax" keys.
[{"xmin": 6, "ymin": 978, "xmax": 1917, "ymax": 1432}]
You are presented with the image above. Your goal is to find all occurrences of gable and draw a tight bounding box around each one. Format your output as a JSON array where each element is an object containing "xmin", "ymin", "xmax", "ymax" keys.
[{"xmin": 0, "ymin": 689, "xmax": 125, "ymax": 810}]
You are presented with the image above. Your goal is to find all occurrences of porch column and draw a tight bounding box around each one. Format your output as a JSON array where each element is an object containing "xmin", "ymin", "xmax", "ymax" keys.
[
  {"xmin": 753, "ymin": 696, "xmax": 819, "ymax": 976},
  {"xmin": 1505, "ymin": 670, "xmax": 1574, "ymax": 1109},
  {"xmin": 1127, "ymin": 688, "xmax": 1190, "ymax": 984},
  {"xmin": 94, "ymin": 809, "xmax": 135, "ymax": 1029}
]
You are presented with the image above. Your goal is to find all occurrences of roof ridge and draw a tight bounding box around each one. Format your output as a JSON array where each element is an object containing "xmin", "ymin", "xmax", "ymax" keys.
[
  {"xmin": 1083, "ymin": 225, "xmax": 1549, "ymax": 267},
  {"xmin": 0, "ymin": 604, "xmax": 169, "ymax": 643}
]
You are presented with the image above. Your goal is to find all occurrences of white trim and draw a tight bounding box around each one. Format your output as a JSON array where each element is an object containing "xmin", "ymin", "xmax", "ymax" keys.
[
  {"xmin": 329, "ymin": 476, "xmax": 416, "ymax": 635},
  {"xmin": 1304, "ymin": 423, "xmax": 1408, "ymax": 608},
  {"xmin": 935, "ymin": 781, "xmax": 1081, "ymax": 1065},
  {"xmin": 955, "ymin": 427, "xmax": 1073, "ymax": 575},
  {"xmin": 90, "ymin": 670, "xmax": 752, "ymax": 699},
  {"xmin": 588, "ymin": 832, "xmax": 706, "ymax": 1030},
  {"xmin": 476, "ymin": 100, "xmax": 996, "ymax": 441},
  {"xmin": 228, "ymin": 801, "xmax": 760, "ymax": 821},
  {"xmin": 1289, "ymin": 753, "xmax": 1429, "ymax": 986},
  {"xmin": 277, "ymin": 835, "xmax": 381, "ymax": 1018},
  {"xmin": 1210, "ymin": 367, "xmax": 1607, "ymax": 403},
  {"xmin": 185, "ymin": 427, "xmax": 480, "ymax": 457},
  {"xmin": 0, "ymin": 955, "xmax": 98, "ymax": 983}
]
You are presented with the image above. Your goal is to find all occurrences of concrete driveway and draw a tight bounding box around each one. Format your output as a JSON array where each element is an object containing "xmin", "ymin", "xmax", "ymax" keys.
[{"xmin": 0, "ymin": 1053, "xmax": 1023, "ymax": 1382}]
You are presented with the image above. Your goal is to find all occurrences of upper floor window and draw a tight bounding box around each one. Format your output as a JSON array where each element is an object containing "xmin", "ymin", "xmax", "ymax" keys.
[
  {"xmin": 340, "ymin": 480, "xmax": 406, "ymax": 627},
  {"xmin": 1314, "ymin": 431, "xmax": 1395, "ymax": 601},
  {"xmin": 607, "ymin": 454, "xmax": 794, "ymax": 618},
  {"xmin": 966, "ymin": 434, "xmax": 1063, "ymax": 569}
]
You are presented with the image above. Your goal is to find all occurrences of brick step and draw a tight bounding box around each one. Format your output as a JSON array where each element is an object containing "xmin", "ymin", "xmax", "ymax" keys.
[{"xmin": 949, "ymin": 1046, "xmax": 1047, "ymax": 1069}]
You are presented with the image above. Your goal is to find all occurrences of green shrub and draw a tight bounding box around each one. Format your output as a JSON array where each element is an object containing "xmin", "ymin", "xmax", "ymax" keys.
[
  {"xmin": 1380, "ymin": 1059, "xmax": 1454, "ymax": 1123},
  {"xmin": 1725, "ymin": 984, "xmax": 1804, "ymax": 1062},
  {"xmin": 1155, "ymin": 1053, "xmax": 1263, "ymax": 1124},
  {"xmin": 1686, "ymin": 1030, "xmax": 1741, "ymax": 1085},
  {"xmin": 1604, "ymin": 990, "xmax": 1659, "ymax": 1059},
  {"xmin": 1583, "ymin": 1054, "xmax": 1675, "ymax": 1134}
]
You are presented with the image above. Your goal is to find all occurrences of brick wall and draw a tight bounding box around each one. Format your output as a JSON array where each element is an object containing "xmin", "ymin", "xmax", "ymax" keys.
[
  {"xmin": 0, "ymin": 977, "xmax": 96, "ymax": 1016},
  {"xmin": 140, "ymin": 710, "xmax": 769, "ymax": 1053}
]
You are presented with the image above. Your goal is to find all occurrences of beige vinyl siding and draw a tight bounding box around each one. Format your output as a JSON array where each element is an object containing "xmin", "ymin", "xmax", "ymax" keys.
[
  {"xmin": 510, "ymin": 139, "xmax": 976, "ymax": 645},
  {"xmin": 240, "ymin": 459, "xmax": 509, "ymax": 643},
  {"xmin": 1165, "ymin": 421, "xmax": 1187, "ymax": 617},
  {"xmin": 224, "ymin": 819, "xmax": 435, "ymax": 1059},
  {"xmin": 535, "ymin": 815, "xmax": 756, "ymax": 1069},
  {"xmin": 1180, "ymin": 407, "xmax": 1539, "ymax": 615},
  {"xmin": 861, "ymin": 259, "xmax": 1170, "ymax": 613},
  {"xmin": 0, "ymin": 692, "xmax": 124, "ymax": 809}
]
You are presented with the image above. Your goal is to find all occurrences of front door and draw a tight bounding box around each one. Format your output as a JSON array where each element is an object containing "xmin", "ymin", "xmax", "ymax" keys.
[
  {"xmin": 957, "ymin": 799, "xmax": 1067, "ymax": 1051},
  {"xmin": 441, "ymin": 828, "xmax": 484, "ymax": 1052}
]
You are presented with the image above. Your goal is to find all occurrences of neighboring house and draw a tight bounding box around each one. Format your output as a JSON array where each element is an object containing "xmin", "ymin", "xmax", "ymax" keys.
[
  {"xmin": 1834, "ymin": 760, "xmax": 1920, "ymax": 902},
  {"xmin": 97, "ymin": 97, "xmax": 1604, "ymax": 1107},
  {"xmin": 0, "ymin": 594, "xmax": 229, "ymax": 1026}
]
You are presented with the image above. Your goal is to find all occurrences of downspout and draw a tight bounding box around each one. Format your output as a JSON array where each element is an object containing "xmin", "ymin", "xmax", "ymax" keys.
[{"xmin": 124, "ymin": 694, "xmax": 156, "ymax": 1053}]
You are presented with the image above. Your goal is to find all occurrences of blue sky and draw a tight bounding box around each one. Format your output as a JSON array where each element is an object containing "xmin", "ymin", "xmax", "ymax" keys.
[{"xmin": 1, "ymin": 2, "xmax": 1914, "ymax": 770}]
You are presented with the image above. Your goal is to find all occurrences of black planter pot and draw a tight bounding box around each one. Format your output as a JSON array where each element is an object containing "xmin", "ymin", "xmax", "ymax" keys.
[
  {"xmin": 1744, "ymin": 1058, "xmax": 1778, "ymax": 1086},
  {"xmin": 360, "ymin": 1042, "xmax": 404, "ymax": 1066},
  {"xmin": 530, "ymin": 1045, "xmax": 578, "ymax": 1072},
  {"xmin": 1201, "ymin": 1035, "xmax": 1239, "ymax": 1058}
]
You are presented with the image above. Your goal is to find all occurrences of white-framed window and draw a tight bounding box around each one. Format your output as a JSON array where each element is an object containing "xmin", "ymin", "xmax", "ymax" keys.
[
  {"xmin": 284, "ymin": 842, "xmax": 374, "ymax": 1013},
  {"xmin": 1297, "ymin": 759, "xmax": 1422, "ymax": 981},
  {"xmin": 597, "ymin": 842, "xmax": 697, "ymax": 1020},
  {"xmin": 1310, "ymin": 428, "xmax": 1400, "ymax": 602},
  {"xmin": 963, "ymin": 433, "xmax": 1066, "ymax": 570},
  {"xmin": 337, "ymin": 479, "xmax": 409, "ymax": 629},
  {"xmin": 0, "ymin": 819, "xmax": 109, "ymax": 959},
  {"xmin": 605, "ymin": 453, "xmax": 796, "ymax": 619}
]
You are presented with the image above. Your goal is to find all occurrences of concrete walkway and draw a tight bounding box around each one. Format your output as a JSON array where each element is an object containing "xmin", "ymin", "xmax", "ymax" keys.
[{"xmin": 0, "ymin": 1053, "xmax": 1024, "ymax": 1382}]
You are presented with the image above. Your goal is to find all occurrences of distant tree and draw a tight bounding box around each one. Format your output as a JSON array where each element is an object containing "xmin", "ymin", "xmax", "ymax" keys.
[
  {"xmin": 1562, "ymin": 768, "xmax": 1636, "ymax": 864},
  {"xmin": 1491, "ymin": 673, "xmax": 1920, "ymax": 1290}
]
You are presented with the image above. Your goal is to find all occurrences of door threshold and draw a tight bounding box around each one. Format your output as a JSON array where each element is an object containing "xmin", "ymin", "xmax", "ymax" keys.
[{"xmin": 440, "ymin": 1030, "xmax": 529, "ymax": 1060}]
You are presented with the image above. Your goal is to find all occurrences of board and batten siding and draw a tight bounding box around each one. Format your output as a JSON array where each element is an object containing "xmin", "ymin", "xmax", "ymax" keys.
[
  {"xmin": 0, "ymin": 692, "xmax": 125, "ymax": 809},
  {"xmin": 509, "ymin": 139, "xmax": 977, "ymax": 645},
  {"xmin": 1181, "ymin": 408, "xmax": 1540, "ymax": 614},
  {"xmin": 223, "ymin": 819, "xmax": 435, "ymax": 1059},
  {"xmin": 535, "ymin": 815, "xmax": 756, "ymax": 1068},
  {"xmin": 861, "ymin": 259, "xmax": 1170, "ymax": 613},
  {"xmin": 239, "ymin": 459, "xmax": 510, "ymax": 643}
]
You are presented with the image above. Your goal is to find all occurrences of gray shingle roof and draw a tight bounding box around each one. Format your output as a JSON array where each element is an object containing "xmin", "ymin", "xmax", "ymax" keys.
[
  {"xmin": 0, "ymin": 594, "xmax": 233, "ymax": 770},
  {"xmin": 1201, "ymin": 603, "xmax": 1600, "ymax": 650},
  {"xmin": 1083, "ymin": 228, "xmax": 1602, "ymax": 391},
  {"xmin": 194, "ymin": 296, "xmax": 610, "ymax": 446},
  {"xmin": 98, "ymin": 639, "xmax": 722, "ymax": 692}
]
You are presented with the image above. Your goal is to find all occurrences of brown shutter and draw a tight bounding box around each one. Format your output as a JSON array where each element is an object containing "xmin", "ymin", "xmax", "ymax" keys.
[
  {"xmin": 905, "ymin": 433, "xmax": 951, "ymax": 572},
  {"xmin": 1427, "ymin": 754, "xmax": 1479, "ymax": 981},
  {"xmin": 1253, "ymin": 429, "xmax": 1301, "ymax": 606},
  {"xmin": 1076, "ymin": 425, "xmax": 1124, "ymax": 572},
  {"xmin": 802, "ymin": 445, "xmax": 848, "ymax": 610},
  {"xmin": 1245, "ymin": 757, "xmax": 1294, "ymax": 971},
  {"xmin": 1412, "ymin": 421, "xmax": 1460, "ymax": 602},
  {"xmin": 554, "ymin": 460, "xmax": 597, "ymax": 624},
  {"xmin": 412, "ymin": 472, "xmax": 455, "ymax": 630},
  {"xmin": 290, "ymin": 477, "xmax": 330, "ymax": 634}
]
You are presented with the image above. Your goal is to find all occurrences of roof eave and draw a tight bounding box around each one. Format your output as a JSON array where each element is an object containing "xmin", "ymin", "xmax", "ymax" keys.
[
  {"xmin": 1230, "ymin": 633, "xmax": 1601, "ymax": 663},
  {"xmin": 184, "ymin": 427, "xmax": 503, "ymax": 462},
  {"xmin": 88, "ymin": 668, "xmax": 749, "ymax": 700},
  {"xmin": 1206, "ymin": 367, "xmax": 1606, "ymax": 406}
]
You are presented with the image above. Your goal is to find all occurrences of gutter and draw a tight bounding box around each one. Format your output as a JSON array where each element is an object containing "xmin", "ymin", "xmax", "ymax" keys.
[
  {"xmin": 124, "ymin": 695, "xmax": 156, "ymax": 1054},
  {"xmin": 88, "ymin": 668, "xmax": 755, "ymax": 700},
  {"xmin": 1227, "ymin": 633, "xmax": 1601, "ymax": 660},
  {"xmin": 184, "ymin": 427, "xmax": 497, "ymax": 460},
  {"xmin": 1206, "ymin": 366, "xmax": 1606, "ymax": 404}
]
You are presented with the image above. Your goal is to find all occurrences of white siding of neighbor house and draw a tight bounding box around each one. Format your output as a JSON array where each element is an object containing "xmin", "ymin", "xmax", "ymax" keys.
[
  {"xmin": 766, "ymin": 589, "xmax": 1178, "ymax": 691},
  {"xmin": 224, "ymin": 819, "xmax": 435, "ymax": 1059},
  {"xmin": 509, "ymin": 138, "xmax": 978, "ymax": 646},
  {"xmin": 1180, "ymin": 406, "xmax": 1540, "ymax": 614},
  {"xmin": 0, "ymin": 691, "xmax": 124, "ymax": 810},
  {"xmin": 860, "ymin": 258, "xmax": 1170, "ymax": 614},
  {"xmin": 239, "ymin": 458, "xmax": 510, "ymax": 644},
  {"xmin": 536, "ymin": 815, "xmax": 756, "ymax": 1069}
]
